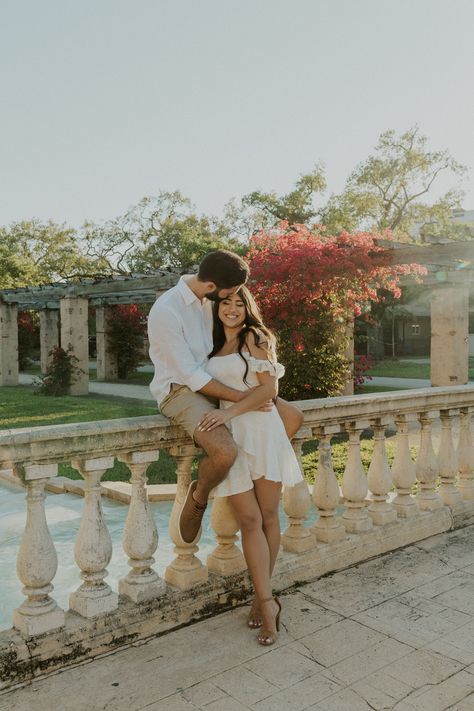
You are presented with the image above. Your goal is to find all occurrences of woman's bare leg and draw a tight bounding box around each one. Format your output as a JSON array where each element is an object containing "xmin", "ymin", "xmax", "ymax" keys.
[
  {"xmin": 275, "ymin": 398, "xmax": 304, "ymax": 439},
  {"xmin": 229, "ymin": 482, "xmax": 281, "ymax": 635},
  {"xmin": 229, "ymin": 489, "xmax": 273, "ymax": 605},
  {"xmin": 253, "ymin": 478, "xmax": 282, "ymax": 577}
]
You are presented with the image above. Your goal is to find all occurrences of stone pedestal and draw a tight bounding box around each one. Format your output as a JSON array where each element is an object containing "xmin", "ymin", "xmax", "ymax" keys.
[
  {"xmin": 60, "ymin": 297, "xmax": 89, "ymax": 395},
  {"xmin": 96, "ymin": 306, "xmax": 118, "ymax": 381},
  {"xmin": 0, "ymin": 301, "xmax": 19, "ymax": 385},
  {"xmin": 431, "ymin": 286, "xmax": 469, "ymax": 386},
  {"xmin": 39, "ymin": 309, "xmax": 59, "ymax": 374}
]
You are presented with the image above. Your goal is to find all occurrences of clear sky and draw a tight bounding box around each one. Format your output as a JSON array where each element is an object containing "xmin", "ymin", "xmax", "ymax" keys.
[{"xmin": 1, "ymin": 0, "xmax": 473, "ymax": 229}]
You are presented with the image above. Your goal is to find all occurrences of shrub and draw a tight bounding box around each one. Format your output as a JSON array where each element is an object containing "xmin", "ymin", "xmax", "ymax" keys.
[
  {"xmin": 36, "ymin": 346, "xmax": 82, "ymax": 396},
  {"xmin": 246, "ymin": 223, "xmax": 425, "ymax": 399}
]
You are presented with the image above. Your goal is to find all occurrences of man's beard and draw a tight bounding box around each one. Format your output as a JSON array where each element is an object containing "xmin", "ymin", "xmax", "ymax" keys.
[{"xmin": 206, "ymin": 289, "xmax": 222, "ymax": 302}]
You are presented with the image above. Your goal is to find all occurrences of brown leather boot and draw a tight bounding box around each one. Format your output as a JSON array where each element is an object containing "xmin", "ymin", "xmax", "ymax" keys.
[{"xmin": 178, "ymin": 480, "xmax": 207, "ymax": 544}]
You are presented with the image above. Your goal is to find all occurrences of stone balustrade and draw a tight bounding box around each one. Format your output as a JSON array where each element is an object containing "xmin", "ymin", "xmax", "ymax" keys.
[{"xmin": 1, "ymin": 386, "xmax": 474, "ymax": 690}]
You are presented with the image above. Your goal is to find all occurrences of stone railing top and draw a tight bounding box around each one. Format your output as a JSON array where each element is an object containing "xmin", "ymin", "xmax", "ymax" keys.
[{"xmin": 2, "ymin": 385, "xmax": 474, "ymax": 469}]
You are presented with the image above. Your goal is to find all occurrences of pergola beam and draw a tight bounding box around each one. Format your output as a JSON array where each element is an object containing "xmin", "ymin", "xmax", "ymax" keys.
[
  {"xmin": 0, "ymin": 273, "xmax": 179, "ymax": 307},
  {"xmin": 373, "ymin": 239, "xmax": 474, "ymax": 267}
]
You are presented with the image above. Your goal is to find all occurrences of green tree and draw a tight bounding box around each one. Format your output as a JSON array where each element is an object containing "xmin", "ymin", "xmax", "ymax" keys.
[
  {"xmin": 230, "ymin": 165, "xmax": 327, "ymax": 232},
  {"xmin": 0, "ymin": 220, "xmax": 106, "ymax": 288},
  {"xmin": 83, "ymin": 191, "xmax": 244, "ymax": 273},
  {"xmin": 322, "ymin": 126, "xmax": 467, "ymax": 239}
]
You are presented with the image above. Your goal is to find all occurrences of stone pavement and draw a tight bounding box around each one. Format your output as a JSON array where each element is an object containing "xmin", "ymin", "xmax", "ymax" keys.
[{"xmin": 3, "ymin": 526, "xmax": 474, "ymax": 711}]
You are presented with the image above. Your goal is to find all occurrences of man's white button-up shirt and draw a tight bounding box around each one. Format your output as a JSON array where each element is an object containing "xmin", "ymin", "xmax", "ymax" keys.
[{"xmin": 148, "ymin": 276, "xmax": 213, "ymax": 406}]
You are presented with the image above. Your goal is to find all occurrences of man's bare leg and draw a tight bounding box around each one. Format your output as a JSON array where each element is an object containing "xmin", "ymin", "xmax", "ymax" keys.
[
  {"xmin": 193, "ymin": 425, "xmax": 237, "ymax": 504},
  {"xmin": 178, "ymin": 425, "xmax": 237, "ymax": 544}
]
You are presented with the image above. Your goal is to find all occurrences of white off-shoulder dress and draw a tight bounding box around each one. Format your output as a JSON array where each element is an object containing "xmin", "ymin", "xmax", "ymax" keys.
[{"xmin": 206, "ymin": 351, "xmax": 304, "ymax": 497}]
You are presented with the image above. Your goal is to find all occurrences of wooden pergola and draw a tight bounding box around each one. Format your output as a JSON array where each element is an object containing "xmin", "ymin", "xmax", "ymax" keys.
[{"xmin": 1, "ymin": 241, "xmax": 473, "ymax": 395}]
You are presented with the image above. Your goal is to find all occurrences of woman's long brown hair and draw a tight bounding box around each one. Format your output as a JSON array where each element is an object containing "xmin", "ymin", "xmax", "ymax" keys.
[{"xmin": 209, "ymin": 285, "xmax": 277, "ymax": 385}]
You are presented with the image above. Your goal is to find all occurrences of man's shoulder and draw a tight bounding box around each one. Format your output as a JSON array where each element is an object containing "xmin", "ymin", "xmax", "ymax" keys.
[{"xmin": 149, "ymin": 285, "xmax": 182, "ymax": 318}]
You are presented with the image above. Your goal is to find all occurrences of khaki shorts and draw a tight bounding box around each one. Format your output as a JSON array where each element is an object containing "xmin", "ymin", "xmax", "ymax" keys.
[{"xmin": 160, "ymin": 384, "xmax": 218, "ymax": 439}]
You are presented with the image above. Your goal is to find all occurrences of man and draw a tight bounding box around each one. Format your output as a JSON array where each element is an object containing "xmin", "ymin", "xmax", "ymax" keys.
[{"xmin": 148, "ymin": 250, "xmax": 303, "ymax": 545}]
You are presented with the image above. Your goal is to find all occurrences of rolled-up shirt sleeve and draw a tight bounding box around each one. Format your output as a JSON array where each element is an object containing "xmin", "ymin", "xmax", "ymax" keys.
[{"xmin": 148, "ymin": 306, "xmax": 212, "ymax": 393}]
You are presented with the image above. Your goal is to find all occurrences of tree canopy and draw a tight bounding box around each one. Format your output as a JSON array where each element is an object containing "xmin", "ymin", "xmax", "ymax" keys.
[
  {"xmin": 0, "ymin": 126, "xmax": 469, "ymax": 290},
  {"xmin": 0, "ymin": 220, "xmax": 105, "ymax": 288}
]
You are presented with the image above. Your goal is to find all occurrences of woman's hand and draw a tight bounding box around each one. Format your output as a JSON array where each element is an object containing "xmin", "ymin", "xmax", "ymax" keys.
[{"xmin": 197, "ymin": 409, "xmax": 232, "ymax": 432}]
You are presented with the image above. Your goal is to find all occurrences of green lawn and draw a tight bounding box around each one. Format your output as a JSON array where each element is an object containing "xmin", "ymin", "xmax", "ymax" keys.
[
  {"xmin": 355, "ymin": 385, "xmax": 402, "ymax": 394},
  {"xmin": 1, "ymin": 384, "xmax": 419, "ymax": 487},
  {"xmin": 0, "ymin": 386, "xmax": 179, "ymax": 484},
  {"xmin": 366, "ymin": 358, "xmax": 474, "ymax": 380}
]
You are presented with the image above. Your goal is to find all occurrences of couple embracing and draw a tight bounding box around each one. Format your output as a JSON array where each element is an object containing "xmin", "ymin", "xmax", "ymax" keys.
[{"xmin": 148, "ymin": 250, "xmax": 304, "ymax": 646}]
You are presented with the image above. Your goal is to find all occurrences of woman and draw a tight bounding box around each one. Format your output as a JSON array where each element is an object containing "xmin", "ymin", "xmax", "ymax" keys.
[{"xmin": 197, "ymin": 286, "xmax": 304, "ymax": 645}]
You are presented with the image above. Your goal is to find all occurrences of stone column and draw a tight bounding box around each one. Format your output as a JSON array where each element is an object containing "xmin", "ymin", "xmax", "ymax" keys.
[
  {"xmin": 391, "ymin": 414, "xmax": 418, "ymax": 517},
  {"xmin": 96, "ymin": 306, "xmax": 118, "ymax": 381},
  {"xmin": 367, "ymin": 418, "xmax": 397, "ymax": 525},
  {"xmin": 342, "ymin": 319, "xmax": 354, "ymax": 396},
  {"xmin": 165, "ymin": 447, "xmax": 208, "ymax": 590},
  {"xmin": 12, "ymin": 463, "xmax": 65, "ymax": 636},
  {"xmin": 0, "ymin": 301, "xmax": 19, "ymax": 385},
  {"xmin": 69, "ymin": 457, "xmax": 118, "ymax": 618},
  {"xmin": 207, "ymin": 496, "xmax": 247, "ymax": 575},
  {"xmin": 281, "ymin": 431, "xmax": 314, "ymax": 553},
  {"xmin": 431, "ymin": 284, "xmax": 469, "ymax": 386},
  {"xmin": 438, "ymin": 409, "xmax": 462, "ymax": 507},
  {"xmin": 60, "ymin": 297, "xmax": 89, "ymax": 395},
  {"xmin": 342, "ymin": 420, "xmax": 373, "ymax": 533},
  {"xmin": 118, "ymin": 450, "xmax": 164, "ymax": 602},
  {"xmin": 39, "ymin": 309, "xmax": 59, "ymax": 374},
  {"xmin": 312, "ymin": 425, "xmax": 346, "ymax": 543}
]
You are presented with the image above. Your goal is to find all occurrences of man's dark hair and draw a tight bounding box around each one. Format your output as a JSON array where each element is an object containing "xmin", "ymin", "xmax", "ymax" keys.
[{"xmin": 198, "ymin": 249, "xmax": 249, "ymax": 288}]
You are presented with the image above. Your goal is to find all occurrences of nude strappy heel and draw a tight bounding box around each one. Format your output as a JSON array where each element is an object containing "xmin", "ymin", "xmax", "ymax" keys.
[
  {"xmin": 257, "ymin": 596, "xmax": 281, "ymax": 646},
  {"xmin": 247, "ymin": 598, "xmax": 262, "ymax": 629}
]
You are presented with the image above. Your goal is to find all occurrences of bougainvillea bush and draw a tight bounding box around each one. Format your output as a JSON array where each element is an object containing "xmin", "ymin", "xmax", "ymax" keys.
[
  {"xmin": 246, "ymin": 223, "xmax": 425, "ymax": 400},
  {"xmin": 107, "ymin": 304, "xmax": 147, "ymax": 379}
]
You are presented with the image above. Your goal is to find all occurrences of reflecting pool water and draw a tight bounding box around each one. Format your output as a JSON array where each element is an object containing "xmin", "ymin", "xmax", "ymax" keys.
[{"xmin": 0, "ymin": 480, "xmax": 319, "ymax": 631}]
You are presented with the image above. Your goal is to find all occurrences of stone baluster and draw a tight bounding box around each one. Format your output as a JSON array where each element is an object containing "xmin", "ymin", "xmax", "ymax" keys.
[
  {"xmin": 207, "ymin": 496, "xmax": 247, "ymax": 574},
  {"xmin": 12, "ymin": 463, "xmax": 65, "ymax": 636},
  {"xmin": 281, "ymin": 429, "xmax": 314, "ymax": 552},
  {"xmin": 311, "ymin": 425, "xmax": 345, "ymax": 542},
  {"xmin": 118, "ymin": 450, "xmax": 165, "ymax": 602},
  {"xmin": 367, "ymin": 418, "xmax": 397, "ymax": 525},
  {"xmin": 342, "ymin": 420, "xmax": 373, "ymax": 532},
  {"xmin": 457, "ymin": 407, "xmax": 474, "ymax": 500},
  {"xmin": 69, "ymin": 457, "xmax": 118, "ymax": 617},
  {"xmin": 391, "ymin": 414, "xmax": 417, "ymax": 517},
  {"xmin": 165, "ymin": 447, "xmax": 208, "ymax": 590},
  {"xmin": 439, "ymin": 409, "xmax": 463, "ymax": 506},
  {"xmin": 416, "ymin": 411, "xmax": 443, "ymax": 510}
]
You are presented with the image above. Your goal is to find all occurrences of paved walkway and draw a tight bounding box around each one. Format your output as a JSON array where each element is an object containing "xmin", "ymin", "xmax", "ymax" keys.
[
  {"xmin": 19, "ymin": 372, "xmax": 434, "ymax": 401},
  {"xmin": 3, "ymin": 526, "xmax": 474, "ymax": 711}
]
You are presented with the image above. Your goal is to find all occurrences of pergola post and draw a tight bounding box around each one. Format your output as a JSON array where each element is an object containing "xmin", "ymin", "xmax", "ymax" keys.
[
  {"xmin": 60, "ymin": 297, "xmax": 89, "ymax": 395},
  {"xmin": 96, "ymin": 306, "xmax": 118, "ymax": 381},
  {"xmin": 342, "ymin": 320, "xmax": 354, "ymax": 396},
  {"xmin": 0, "ymin": 301, "xmax": 19, "ymax": 385},
  {"xmin": 430, "ymin": 282, "xmax": 469, "ymax": 387},
  {"xmin": 39, "ymin": 309, "xmax": 59, "ymax": 374}
]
